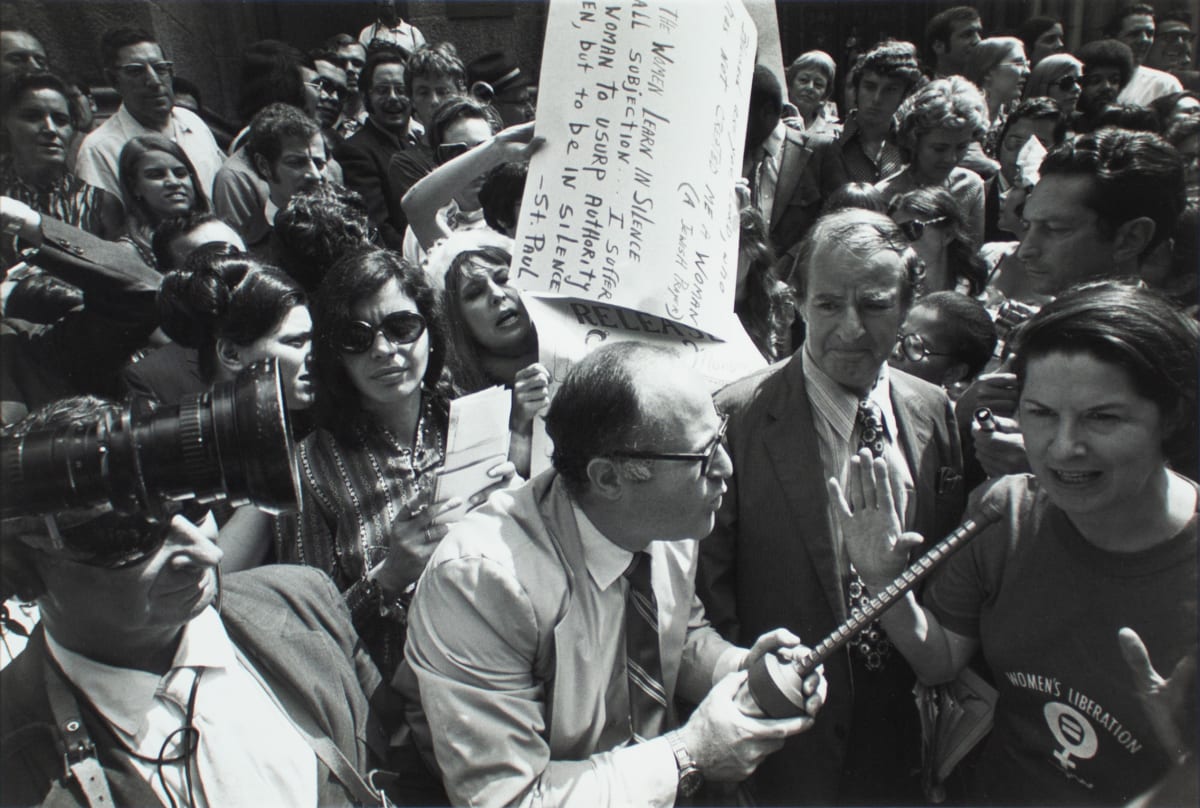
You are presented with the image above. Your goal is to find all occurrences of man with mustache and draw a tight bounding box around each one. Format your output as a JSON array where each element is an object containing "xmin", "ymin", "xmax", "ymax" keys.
[
  {"xmin": 75, "ymin": 28, "xmax": 222, "ymax": 207},
  {"xmin": 1076, "ymin": 39, "xmax": 1138, "ymax": 131},
  {"xmin": 336, "ymin": 48, "xmax": 421, "ymax": 250}
]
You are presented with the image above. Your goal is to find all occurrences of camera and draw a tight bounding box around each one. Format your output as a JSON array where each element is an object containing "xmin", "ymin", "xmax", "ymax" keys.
[{"xmin": 1, "ymin": 358, "xmax": 299, "ymax": 522}]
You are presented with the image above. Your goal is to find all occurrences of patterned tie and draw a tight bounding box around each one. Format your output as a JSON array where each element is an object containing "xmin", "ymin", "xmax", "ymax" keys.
[
  {"xmin": 625, "ymin": 551, "xmax": 668, "ymax": 742},
  {"xmin": 849, "ymin": 398, "xmax": 893, "ymax": 671}
]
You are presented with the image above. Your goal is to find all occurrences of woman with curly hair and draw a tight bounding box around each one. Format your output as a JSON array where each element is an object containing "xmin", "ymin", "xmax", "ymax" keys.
[
  {"xmin": 877, "ymin": 76, "xmax": 989, "ymax": 242},
  {"xmin": 735, "ymin": 205, "xmax": 796, "ymax": 361}
]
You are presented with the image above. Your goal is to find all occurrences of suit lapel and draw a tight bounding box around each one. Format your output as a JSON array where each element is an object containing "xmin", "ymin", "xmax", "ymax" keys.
[
  {"xmin": 770, "ymin": 132, "xmax": 814, "ymax": 231},
  {"xmin": 761, "ymin": 359, "xmax": 848, "ymax": 623}
]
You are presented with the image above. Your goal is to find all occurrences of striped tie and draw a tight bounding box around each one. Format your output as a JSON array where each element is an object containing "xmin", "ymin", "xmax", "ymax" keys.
[{"xmin": 625, "ymin": 551, "xmax": 668, "ymax": 742}]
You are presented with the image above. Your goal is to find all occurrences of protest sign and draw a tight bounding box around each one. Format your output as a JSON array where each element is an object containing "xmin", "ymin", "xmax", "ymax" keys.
[{"xmin": 513, "ymin": 0, "xmax": 757, "ymax": 336}]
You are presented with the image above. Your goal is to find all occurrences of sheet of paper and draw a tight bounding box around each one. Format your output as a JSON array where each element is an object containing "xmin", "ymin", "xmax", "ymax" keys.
[{"xmin": 434, "ymin": 385, "xmax": 512, "ymax": 522}]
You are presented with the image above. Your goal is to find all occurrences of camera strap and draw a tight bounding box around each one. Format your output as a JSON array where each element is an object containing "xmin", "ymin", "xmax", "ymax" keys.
[
  {"xmin": 233, "ymin": 645, "xmax": 388, "ymax": 807},
  {"xmin": 42, "ymin": 656, "xmax": 117, "ymax": 808}
]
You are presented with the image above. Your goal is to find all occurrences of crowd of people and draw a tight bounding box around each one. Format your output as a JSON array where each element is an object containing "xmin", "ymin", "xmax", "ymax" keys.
[{"xmin": 0, "ymin": 1, "xmax": 1197, "ymax": 806}]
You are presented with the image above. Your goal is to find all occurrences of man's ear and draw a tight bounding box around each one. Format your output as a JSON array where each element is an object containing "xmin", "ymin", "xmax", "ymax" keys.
[
  {"xmin": 215, "ymin": 338, "xmax": 245, "ymax": 375},
  {"xmin": 932, "ymin": 40, "xmax": 947, "ymax": 58},
  {"xmin": 585, "ymin": 457, "xmax": 625, "ymax": 502},
  {"xmin": 1112, "ymin": 216, "xmax": 1156, "ymax": 264},
  {"xmin": 252, "ymin": 152, "xmax": 272, "ymax": 183}
]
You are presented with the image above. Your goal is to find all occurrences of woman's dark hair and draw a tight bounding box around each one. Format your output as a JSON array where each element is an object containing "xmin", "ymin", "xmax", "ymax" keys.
[
  {"xmin": 888, "ymin": 186, "xmax": 987, "ymax": 295},
  {"xmin": 117, "ymin": 134, "xmax": 210, "ymax": 228},
  {"xmin": 1012, "ymin": 280, "xmax": 1200, "ymax": 476},
  {"xmin": 1093, "ymin": 102, "xmax": 1161, "ymax": 134},
  {"xmin": 735, "ymin": 206, "xmax": 794, "ymax": 362},
  {"xmin": 311, "ymin": 247, "xmax": 449, "ymax": 434},
  {"xmin": 442, "ymin": 245, "xmax": 518, "ymax": 392},
  {"xmin": 158, "ymin": 252, "xmax": 305, "ymax": 382},
  {"xmin": 821, "ymin": 181, "xmax": 888, "ymax": 215},
  {"xmin": 1, "ymin": 71, "xmax": 78, "ymax": 152},
  {"xmin": 478, "ymin": 161, "xmax": 527, "ymax": 233}
]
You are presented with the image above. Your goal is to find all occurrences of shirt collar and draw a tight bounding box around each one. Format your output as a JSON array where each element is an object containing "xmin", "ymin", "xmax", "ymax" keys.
[
  {"xmin": 571, "ymin": 499, "xmax": 634, "ymax": 592},
  {"xmin": 46, "ymin": 607, "xmax": 236, "ymax": 737},
  {"xmin": 114, "ymin": 103, "xmax": 176, "ymax": 137},
  {"xmin": 802, "ymin": 346, "xmax": 898, "ymax": 443},
  {"xmin": 366, "ymin": 116, "xmax": 414, "ymax": 148}
]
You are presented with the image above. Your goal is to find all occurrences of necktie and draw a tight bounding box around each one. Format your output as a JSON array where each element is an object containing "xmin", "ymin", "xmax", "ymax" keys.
[
  {"xmin": 849, "ymin": 398, "xmax": 893, "ymax": 671},
  {"xmin": 625, "ymin": 551, "xmax": 668, "ymax": 742}
]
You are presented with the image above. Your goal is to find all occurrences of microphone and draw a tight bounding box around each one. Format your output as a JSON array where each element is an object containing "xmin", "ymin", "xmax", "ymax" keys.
[{"xmin": 741, "ymin": 500, "xmax": 1004, "ymax": 718}]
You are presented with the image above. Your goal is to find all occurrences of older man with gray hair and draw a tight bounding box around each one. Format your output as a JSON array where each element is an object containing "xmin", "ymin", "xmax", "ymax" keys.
[{"xmin": 699, "ymin": 209, "xmax": 966, "ymax": 804}]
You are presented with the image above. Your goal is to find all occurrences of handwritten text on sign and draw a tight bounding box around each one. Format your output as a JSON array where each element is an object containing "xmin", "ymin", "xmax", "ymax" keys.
[{"xmin": 514, "ymin": 0, "xmax": 756, "ymax": 331}]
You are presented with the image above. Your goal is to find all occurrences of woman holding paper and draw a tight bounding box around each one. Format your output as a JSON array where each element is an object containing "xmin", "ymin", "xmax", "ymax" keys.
[
  {"xmin": 831, "ymin": 282, "xmax": 1198, "ymax": 805},
  {"xmin": 279, "ymin": 246, "xmax": 513, "ymax": 676},
  {"xmin": 432, "ymin": 231, "xmax": 549, "ymax": 477}
]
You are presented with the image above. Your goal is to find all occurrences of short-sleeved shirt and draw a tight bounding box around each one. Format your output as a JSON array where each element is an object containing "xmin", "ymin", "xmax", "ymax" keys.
[{"xmin": 926, "ymin": 474, "xmax": 1197, "ymax": 805}]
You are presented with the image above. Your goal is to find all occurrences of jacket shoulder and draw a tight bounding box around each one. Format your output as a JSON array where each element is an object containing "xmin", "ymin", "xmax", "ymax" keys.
[{"xmin": 715, "ymin": 359, "xmax": 790, "ymax": 412}]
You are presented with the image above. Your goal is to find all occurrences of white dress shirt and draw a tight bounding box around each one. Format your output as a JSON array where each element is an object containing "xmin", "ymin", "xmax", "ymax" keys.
[{"xmin": 47, "ymin": 608, "xmax": 319, "ymax": 808}]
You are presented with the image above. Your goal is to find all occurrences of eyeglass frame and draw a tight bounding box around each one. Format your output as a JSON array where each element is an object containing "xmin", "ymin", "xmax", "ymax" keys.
[
  {"xmin": 331, "ymin": 311, "xmax": 428, "ymax": 355},
  {"xmin": 896, "ymin": 332, "xmax": 956, "ymax": 363},
  {"xmin": 435, "ymin": 140, "xmax": 481, "ymax": 164},
  {"xmin": 609, "ymin": 413, "xmax": 729, "ymax": 475},
  {"xmin": 115, "ymin": 60, "xmax": 175, "ymax": 80},
  {"xmin": 306, "ymin": 77, "xmax": 348, "ymax": 101},
  {"xmin": 898, "ymin": 216, "xmax": 950, "ymax": 242}
]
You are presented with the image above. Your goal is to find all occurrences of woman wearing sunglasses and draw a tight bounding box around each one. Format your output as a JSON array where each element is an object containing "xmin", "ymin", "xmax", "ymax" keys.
[
  {"xmin": 887, "ymin": 186, "xmax": 987, "ymax": 297},
  {"xmin": 281, "ymin": 247, "xmax": 512, "ymax": 677},
  {"xmin": 877, "ymin": 77, "xmax": 989, "ymax": 243},
  {"xmin": 1024, "ymin": 54, "xmax": 1084, "ymax": 120}
]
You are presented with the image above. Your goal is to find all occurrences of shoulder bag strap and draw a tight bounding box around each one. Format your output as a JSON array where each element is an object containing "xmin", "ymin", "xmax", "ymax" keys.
[{"xmin": 42, "ymin": 656, "xmax": 117, "ymax": 808}]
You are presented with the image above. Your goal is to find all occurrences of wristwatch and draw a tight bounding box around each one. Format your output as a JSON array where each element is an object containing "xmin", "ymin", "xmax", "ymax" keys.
[{"xmin": 665, "ymin": 730, "xmax": 704, "ymax": 798}]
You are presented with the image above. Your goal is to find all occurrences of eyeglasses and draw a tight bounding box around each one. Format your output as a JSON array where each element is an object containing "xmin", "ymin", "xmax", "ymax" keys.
[
  {"xmin": 436, "ymin": 140, "xmax": 481, "ymax": 164},
  {"xmin": 370, "ymin": 82, "xmax": 408, "ymax": 99},
  {"xmin": 332, "ymin": 311, "xmax": 427, "ymax": 354},
  {"xmin": 48, "ymin": 501, "xmax": 211, "ymax": 569},
  {"xmin": 610, "ymin": 413, "xmax": 729, "ymax": 475},
  {"xmin": 116, "ymin": 61, "xmax": 174, "ymax": 80},
  {"xmin": 896, "ymin": 333, "xmax": 955, "ymax": 363},
  {"xmin": 898, "ymin": 216, "xmax": 949, "ymax": 241},
  {"xmin": 1052, "ymin": 74, "xmax": 1081, "ymax": 92},
  {"xmin": 306, "ymin": 77, "xmax": 348, "ymax": 101}
]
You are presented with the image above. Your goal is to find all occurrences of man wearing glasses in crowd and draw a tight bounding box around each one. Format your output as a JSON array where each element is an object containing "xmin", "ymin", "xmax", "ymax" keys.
[
  {"xmin": 75, "ymin": 28, "xmax": 223, "ymax": 205},
  {"xmin": 405, "ymin": 342, "xmax": 826, "ymax": 807},
  {"xmin": 0, "ymin": 396, "xmax": 442, "ymax": 807}
]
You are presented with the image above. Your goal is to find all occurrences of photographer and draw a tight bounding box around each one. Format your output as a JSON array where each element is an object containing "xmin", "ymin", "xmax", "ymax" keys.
[{"xmin": 0, "ymin": 395, "xmax": 443, "ymax": 807}]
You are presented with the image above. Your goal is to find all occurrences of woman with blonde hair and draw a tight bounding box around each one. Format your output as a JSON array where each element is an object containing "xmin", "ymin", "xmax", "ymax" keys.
[
  {"xmin": 1023, "ymin": 53, "xmax": 1084, "ymax": 118},
  {"xmin": 877, "ymin": 76, "xmax": 989, "ymax": 240},
  {"xmin": 964, "ymin": 37, "xmax": 1031, "ymax": 127},
  {"xmin": 784, "ymin": 50, "xmax": 839, "ymax": 134}
]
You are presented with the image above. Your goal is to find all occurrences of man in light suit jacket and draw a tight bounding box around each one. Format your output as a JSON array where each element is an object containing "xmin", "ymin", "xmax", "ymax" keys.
[
  {"xmin": 699, "ymin": 210, "xmax": 966, "ymax": 805},
  {"xmin": 0, "ymin": 395, "xmax": 437, "ymax": 806},
  {"xmin": 404, "ymin": 343, "xmax": 826, "ymax": 807}
]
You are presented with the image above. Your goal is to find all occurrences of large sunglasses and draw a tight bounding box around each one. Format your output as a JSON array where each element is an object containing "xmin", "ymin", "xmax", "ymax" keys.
[
  {"xmin": 306, "ymin": 77, "xmax": 348, "ymax": 101},
  {"xmin": 49, "ymin": 501, "xmax": 211, "ymax": 569},
  {"xmin": 1052, "ymin": 74, "xmax": 1081, "ymax": 92},
  {"xmin": 898, "ymin": 216, "xmax": 949, "ymax": 242},
  {"xmin": 436, "ymin": 141, "xmax": 481, "ymax": 164},
  {"xmin": 332, "ymin": 311, "xmax": 427, "ymax": 354},
  {"xmin": 610, "ymin": 413, "xmax": 729, "ymax": 475}
]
